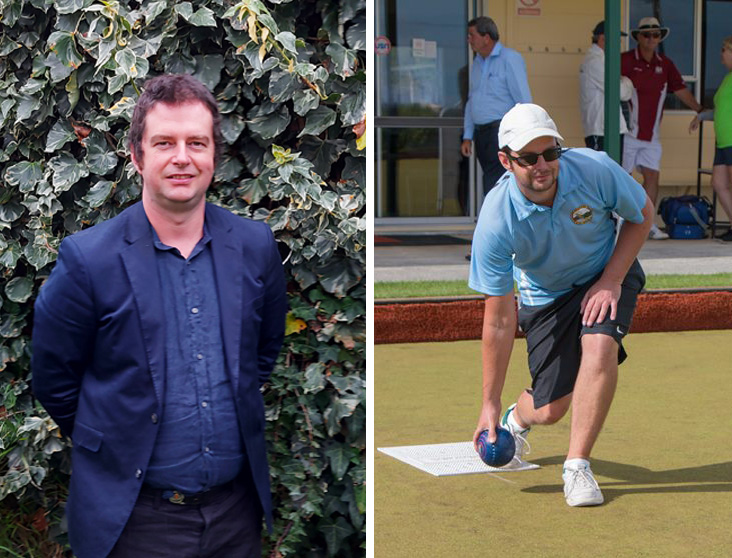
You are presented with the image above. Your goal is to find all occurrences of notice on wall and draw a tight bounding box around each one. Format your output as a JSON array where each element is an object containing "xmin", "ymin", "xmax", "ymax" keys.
[
  {"xmin": 516, "ymin": 0, "xmax": 540, "ymax": 16},
  {"xmin": 424, "ymin": 40, "xmax": 437, "ymax": 59},
  {"xmin": 412, "ymin": 38, "xmax": 425, "ymax": 58}
]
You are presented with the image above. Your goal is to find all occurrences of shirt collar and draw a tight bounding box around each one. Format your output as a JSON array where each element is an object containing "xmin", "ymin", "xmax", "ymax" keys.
[
  {"xmin": 477, "ymin": 41, "xmax": 503, "ymax": 62},
  {"xmin": 151, "ymin": 221, "xmax": 212, "ymax": 257},
  {"xmin": 507, "ymin": 156, "xmax": 577, "ymax": 220}
]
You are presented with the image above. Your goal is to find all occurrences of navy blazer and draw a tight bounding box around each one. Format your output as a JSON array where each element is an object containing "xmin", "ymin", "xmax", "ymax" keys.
[{"xmin": 32, "ymin": 202, "xmax": 288, "ymax": 558}]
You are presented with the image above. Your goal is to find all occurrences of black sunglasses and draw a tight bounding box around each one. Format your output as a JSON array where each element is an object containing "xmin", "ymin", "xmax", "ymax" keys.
[
  {"xmin": 506, "ymin": 146, "xmax": 563, "ymax": 167},
  {"xmin": 640, "ymin": 32, "xmax": 661, "ymax": 39}
]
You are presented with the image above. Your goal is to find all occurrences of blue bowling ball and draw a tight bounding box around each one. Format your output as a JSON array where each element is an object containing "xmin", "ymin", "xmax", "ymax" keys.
[{"xmin": 476, "ymin": 427, "xmax": 516, "ymax": 467}]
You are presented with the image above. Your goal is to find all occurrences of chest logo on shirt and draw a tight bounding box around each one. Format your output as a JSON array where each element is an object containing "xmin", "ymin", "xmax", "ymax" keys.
[{"xmin": 570, "ymin": 205, "xmax": 593, "ymax": 224}]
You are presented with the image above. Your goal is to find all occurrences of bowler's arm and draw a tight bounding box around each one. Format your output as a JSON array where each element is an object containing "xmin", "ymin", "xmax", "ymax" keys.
[
  {"xmin": 581, "ymin": 194, "xmax": 654, "ymax": 326},
  {"xmin": 31, "ymin": 240, "xmax": 96, "ymax": 437},
  {"xmin": 473, "ymin": 292, "xmax": 516, "ymax": 447},
  {"xmin": 256, "ymin": 228, "xmax": 288, "ymax": 387}
]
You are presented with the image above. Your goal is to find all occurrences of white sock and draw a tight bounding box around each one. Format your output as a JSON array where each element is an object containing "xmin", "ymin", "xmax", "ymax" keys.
[
  {"xmin": 506, "ymin": 407, "xmax": 529, "ymax": 434},
  {"xmin": 564, "ymin": 458, "xmax": 590, "ymax": 471}
]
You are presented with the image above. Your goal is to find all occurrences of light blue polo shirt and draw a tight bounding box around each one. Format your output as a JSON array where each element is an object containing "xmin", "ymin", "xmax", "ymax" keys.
[{"xmin": 468, "ymin": 148, "xmax": 647, "ymax": 306}]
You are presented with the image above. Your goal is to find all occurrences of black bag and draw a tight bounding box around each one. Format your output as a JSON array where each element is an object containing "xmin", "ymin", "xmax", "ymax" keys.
[{"xmin": 658, "ymin": 195, "xmax": 713, "ymax": 239}]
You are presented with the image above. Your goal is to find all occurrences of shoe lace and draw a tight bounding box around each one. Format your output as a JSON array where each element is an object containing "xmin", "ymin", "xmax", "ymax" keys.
[
  {"xmin": 513, "ymin": 430, "xmax": 531, "ymax": 460},
  {"xmin": 566, "ymin": 468, "xmax": 598, "ymax": 491}
]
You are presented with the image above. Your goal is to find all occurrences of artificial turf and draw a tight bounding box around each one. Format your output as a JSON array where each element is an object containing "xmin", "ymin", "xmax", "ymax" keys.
[{"xmin": 374, "ymin": 330, "xmax": 732, "ymax": 557}]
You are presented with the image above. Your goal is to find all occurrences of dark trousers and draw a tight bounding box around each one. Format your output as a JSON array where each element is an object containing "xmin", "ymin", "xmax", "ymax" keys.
[
  {"xmin": 108, "ymin": 475, "xmax": 262, "ymax": 558},
  {"xmin": 474, "ymin": 121, "xmax": 504, "ymax": 197},
  {"xmin": 585, "ymin": 135, "xmax": 625, "ymax": 156}
]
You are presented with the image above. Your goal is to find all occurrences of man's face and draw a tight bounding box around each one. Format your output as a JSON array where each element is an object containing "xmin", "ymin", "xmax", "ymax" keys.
[
  {"xmin": 638, "ymin": 30, "xmax": 662, "ymax": 50},
  {"xmin": 132, "ymin": 101, "xmax": 215, "ymax": 213},
  {"xmin": 498, "ymin": 136, "xmax": 560, "ymax": 201},
  {"xmin": 467, "ymin": 26, "xmax": 491, "ymax": 56}
]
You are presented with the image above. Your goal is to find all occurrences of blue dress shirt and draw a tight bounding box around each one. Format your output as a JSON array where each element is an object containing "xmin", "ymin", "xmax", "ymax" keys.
[
  {"xmin": 144, "ymin": 224, "xmax": 245, "ymax": 493},
  {"xmin": 463, "ymin": 42, "xmax": 532, "ymax": 140}
]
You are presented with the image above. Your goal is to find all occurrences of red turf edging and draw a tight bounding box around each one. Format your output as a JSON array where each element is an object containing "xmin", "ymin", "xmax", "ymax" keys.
[{"xmin": 374, "ymin": 291, "xmax": 732, "ymax": 344}]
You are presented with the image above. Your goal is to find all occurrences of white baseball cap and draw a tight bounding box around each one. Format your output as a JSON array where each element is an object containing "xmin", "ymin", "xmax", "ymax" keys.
[{"xmin": 498, "ymin": 103, "xmax": 564, "ymax": 151}]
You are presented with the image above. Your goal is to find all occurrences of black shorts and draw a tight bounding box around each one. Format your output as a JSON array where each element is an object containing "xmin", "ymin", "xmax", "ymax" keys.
[
  {"xmin": 713, "ymin": 145, "xmax": 732, "ymax": 166},
  {"xmin": 517, "ymin": 259, "xmax": 646, "ymax": 409}
]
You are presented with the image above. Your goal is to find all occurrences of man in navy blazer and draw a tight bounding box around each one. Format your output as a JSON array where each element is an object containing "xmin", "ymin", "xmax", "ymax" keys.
[{"xmin": 32, "ymin": 74, "xmax": 288, "ymax": 558}]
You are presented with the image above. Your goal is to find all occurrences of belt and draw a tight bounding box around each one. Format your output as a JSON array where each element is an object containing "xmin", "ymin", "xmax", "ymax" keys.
[
  {"xmin": 475, "ymin": 120, "xmax": 501, "ymax": 131},
  {"xmin": 140, "ymin": 479, "xmax": 235, "ymax": 506}
]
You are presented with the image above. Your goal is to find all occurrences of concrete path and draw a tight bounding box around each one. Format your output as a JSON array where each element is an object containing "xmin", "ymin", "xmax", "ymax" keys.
[{"xmin": 375, "ymin": 236, "xmax": 732, "ymax": 282}]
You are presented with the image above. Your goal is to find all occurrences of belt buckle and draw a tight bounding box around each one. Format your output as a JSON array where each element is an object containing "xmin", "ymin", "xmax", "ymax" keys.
[{"xmin": 167, "ymin": 490, "xmax": 186, "ymax": 505}]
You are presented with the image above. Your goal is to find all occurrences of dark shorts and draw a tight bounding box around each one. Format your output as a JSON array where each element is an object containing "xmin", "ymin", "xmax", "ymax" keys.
[
  {"xmin": 517, "ymin": 259, "xmax": 646, "ymax": 409},
  {"xmin": 713, "ymin": 145, "xmax": 732, "ymax": 166}
]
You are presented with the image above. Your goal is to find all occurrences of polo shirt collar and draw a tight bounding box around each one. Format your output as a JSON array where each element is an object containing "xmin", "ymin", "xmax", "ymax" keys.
[
  {"xmin": 507, "ymin": 158, "xmax": 578, "ymax": 220},
  {"xmin": 634, "ymin": 46, "xmax": 661, "ymax": 63}
]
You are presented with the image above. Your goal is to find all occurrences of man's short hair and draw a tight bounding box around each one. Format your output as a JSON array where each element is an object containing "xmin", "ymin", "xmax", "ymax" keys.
[
  {"xmin": 128, "ymin": 74, "xmax": 223, "ymax": 165},
  {"xmin": 468, "ymin": 16, "xmax": 499, "ymax": 42}
]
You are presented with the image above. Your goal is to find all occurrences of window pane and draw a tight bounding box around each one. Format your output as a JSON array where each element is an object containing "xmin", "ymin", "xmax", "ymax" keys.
[
  {"xmin": 629, "ymin": 0, "xmax": 695, "ymax": 76},
  {"xmin": 702, "ymin": 1, "xmax": 732, "ymax": 108},
  {"xmin": 376, "ymin": 0, "xmax": 468, "ymax": 117},
  {"xmin": 376, "ymin": 127, "xmax": 469, "ymax": 218}
]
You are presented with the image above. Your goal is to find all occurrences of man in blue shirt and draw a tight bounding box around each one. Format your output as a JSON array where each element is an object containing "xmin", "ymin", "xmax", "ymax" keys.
[
  {"xmin": 469, "ymin": 103, "xmax": 652, "ymax": 507},
  {"xmin": 461, "ymin": 16, "xmax": 532, "ymax": 196},
  {"xmin": 32, "ymin": 74, "xmax": 288, "ymax": 558}
]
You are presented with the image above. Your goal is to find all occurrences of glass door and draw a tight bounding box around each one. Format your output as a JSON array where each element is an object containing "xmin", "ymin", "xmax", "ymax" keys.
[{"xmin": 375, "ymin": 0, "xmax": 475, "ymax": 223}]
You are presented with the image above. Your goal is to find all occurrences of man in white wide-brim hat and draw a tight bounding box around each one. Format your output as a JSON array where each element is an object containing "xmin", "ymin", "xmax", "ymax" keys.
[{"xmin": 621, "ymin": 17, "xmax": 703, "ymax": 240}]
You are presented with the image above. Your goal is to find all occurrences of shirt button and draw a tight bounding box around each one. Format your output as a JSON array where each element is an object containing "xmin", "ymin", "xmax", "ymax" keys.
[
  {"xmin": 151, "ymin": 413, "xmax": 158, "ymax": 424},
  {"xmin": 135, "ymin": 469, "xmax": 142, "ymax": 479},
  {"xmin": 201, "ymin": 401, "xmax": 208, "ymax": 408},
  {"xmin": 204, "ymin": 447, "xmax": 210, "ymax": 453},
  {"xmin": 191, "ymin": 307, "xmax": 199, "ymax": 314},
  {"xmin": 197, "ymin": 353, "xmax": 203, "ymax": 360}
]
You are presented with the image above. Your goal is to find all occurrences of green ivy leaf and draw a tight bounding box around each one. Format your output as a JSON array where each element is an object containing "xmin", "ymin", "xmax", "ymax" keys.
[
  {"xmin": 55, "ymin": 0, "xmax": 89, "ymax": 14},
  {"xmin": 45, "ymin": 120, "xmax": 77, "ymax": 152},
  {"xmin": 49, "ymin": 153, "xmax": 89, "ymax": 192},
  {"xmin": 320, "ymin": 517, "xmax": 355, "ymax": 557},
  {"xmin": 0, "ymin": 240, "xmax": 22, "ymax": 268},
  {"xmin": 325, "ymin": 444, "xmax": 351, "ymax": 481},
  {"xmin": 0, "ymin": 202, "xmax": 25, "ymax": 225},
  {"xmin": 269, "ymin": 70, "xmax": 300, "ymax": 104},
  {"xmin": 238, "ymin": 176, "xmax": 270, "ymax": 205},
  {"xmin": 298, "ymin": 136, "xmax": 347, "ymax": 179},
  {"xmin": 325, "ymin": 43, "xmax": 357, "ymax": 78},
  {"xmin": 317, "ymin": 257, "xmax": 362, "ymax": 298},
  {"xmin": 248, "ymin": 104, "xmax": 291, "ymax": 140},
  {"xmin": 82, "ymin": 180, "xmax": 114, "ymax": 208},
  {"xmin": 85, "ymin": 131, "xmax": 118, "ymax": 175},
  {"xmin": 47, "ymin": 31, "xmax": 83, "ymax": 69},
  {"xmin": 275, "ymin": 31, "xmax": 297, "ymax": 54},
  {"xmin": 293, "ymin": 89, "xmax": 321, "ymax": 116},
  {"xmin": 4, "ymin": 161, "xmax": 44, "ymax": 190},
  {"xmin": 188, "ymin": 6, "xmax": 217, "ymax": 27},
  {"xmin": 4, "ymin": 277, "xmax": 34, "ymax": 303},
  {"xmin": 298, "ymin": 106, "xmax": 337, "ymax": 138},
  {"xmin": 221, "ymin": 114, "xmax": 246, "ymax": 144},
  {"xmin": 303, "ymin": 363, "xmax": 326, "ymax": 394},
  {"xmin": 193, "ymin": 54, "xmax": 225, "ymax": 90}
]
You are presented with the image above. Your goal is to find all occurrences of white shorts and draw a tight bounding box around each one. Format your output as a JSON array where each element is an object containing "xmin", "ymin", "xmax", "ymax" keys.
[{"xmin": 621, "ymin": 135, "xmax": 662, "ymax": 173}]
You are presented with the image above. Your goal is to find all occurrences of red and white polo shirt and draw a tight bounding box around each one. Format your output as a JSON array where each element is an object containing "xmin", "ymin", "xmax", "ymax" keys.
[{"xmin": 621, "ymin": 47, "xmax": 686, "ymax": 142}]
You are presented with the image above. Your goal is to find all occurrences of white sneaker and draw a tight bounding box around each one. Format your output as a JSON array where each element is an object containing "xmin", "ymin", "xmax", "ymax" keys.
[
  {"xmin": 563, "ymin": 463, "xmax": 604, "ymax": 507},
  {"xmin": 648, "ymin": 224, "xmax": 669, "ymax": 240},
  {"xmin": 500, "ymin": 404, "xmax": 531, "ymax": 461}
]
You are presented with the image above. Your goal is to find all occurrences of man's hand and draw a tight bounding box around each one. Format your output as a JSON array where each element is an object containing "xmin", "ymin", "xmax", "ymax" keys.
[
  {"xmin": 580, "ymin": 277, "xmax": 622, "ymax": 327},
  {"xmin": 689, "ymin": 115, "xmax": 701, "ymax": 134},
  {"xmin": 473, "ymin": 401, "xmax": 502, "ymax": 449},
  {"xmin": 461, "ymin": 139, "xmax": 473, "ymax": 158}
]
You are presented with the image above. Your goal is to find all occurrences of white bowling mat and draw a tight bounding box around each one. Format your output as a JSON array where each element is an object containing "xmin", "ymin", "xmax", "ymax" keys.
[{"xmin": 378, "ymin": 441, "xmax": 540, "ymax": 476}]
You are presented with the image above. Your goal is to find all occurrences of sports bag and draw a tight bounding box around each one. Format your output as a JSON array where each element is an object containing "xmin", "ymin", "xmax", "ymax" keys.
[{"xmin": 658, "ymin": 195, "xmax": 713, "ymax": 239}]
